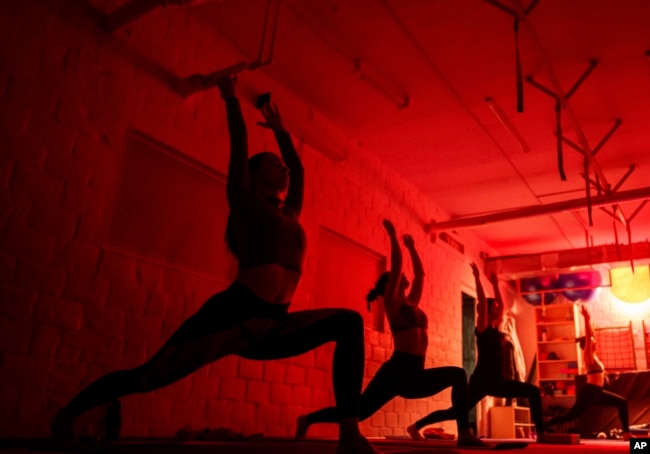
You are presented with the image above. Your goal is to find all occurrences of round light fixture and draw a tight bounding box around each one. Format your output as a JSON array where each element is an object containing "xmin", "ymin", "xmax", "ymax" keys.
[{"xmin": 610, "ymin": 265, "xmax": 650, "ymax": 303}]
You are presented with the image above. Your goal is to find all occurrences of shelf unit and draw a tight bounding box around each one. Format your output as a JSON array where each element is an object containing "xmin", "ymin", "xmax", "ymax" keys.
[
  {"xmin": 489, "ymin": 406, "xmax": 534, "ymax": 438},
  {"xmin": 535, "ymin": 303, "xmax": 583, "ymax": 413}
]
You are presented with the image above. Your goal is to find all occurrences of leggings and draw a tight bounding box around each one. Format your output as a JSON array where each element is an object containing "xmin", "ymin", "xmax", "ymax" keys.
[
  {"xmin": 63, "ymin": 281, "xmax": 365, "ymax": 420},
  {"xmin": 546, "ymin": 383, "xmax": 629, "ymax": 431},
  {"xmin": 304, "ymin": 351, "xmax": 471, "ymax": 431},
  {"xmin": 414, "ymin": 373, "xmax": 544, "ymax": 433}
]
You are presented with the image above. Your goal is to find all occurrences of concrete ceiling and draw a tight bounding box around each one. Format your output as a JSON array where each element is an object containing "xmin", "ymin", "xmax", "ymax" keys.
[{"xmin": 96, "ymin": 0, "xmax": 650, "ymax": 257}]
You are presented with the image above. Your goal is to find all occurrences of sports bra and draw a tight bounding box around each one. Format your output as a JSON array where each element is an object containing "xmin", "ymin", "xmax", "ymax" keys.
[
  {"xmin": 472, "ymin": 326, "xmax": 508, "ymax": 379},
  {"xmin": 583, "ymin": 344, "xmax": 605, "ymax": 375},
  {"xmin": 586, "ymin": 359, "xmax": 605, "ymax": 375},
  {"xmin": 389, "ymin": 302, "xmax": 428, "ymax": 332}
]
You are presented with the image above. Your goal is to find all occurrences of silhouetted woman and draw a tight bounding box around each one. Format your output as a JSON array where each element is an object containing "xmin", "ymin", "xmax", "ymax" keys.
[
  {"xmin": 296, "ymin": 219, "xmax": 485, "ymax": 447},
  {"xmin": 410, "ymin": 263, "xmax": 546, "ymax": 440},
  {"xmin": 51, "ymin": 75, "xmax": 379, "ymax": 454},
  {"xmin": 545, "ymin": 305, "xmax": 629, "ymax": 439}
]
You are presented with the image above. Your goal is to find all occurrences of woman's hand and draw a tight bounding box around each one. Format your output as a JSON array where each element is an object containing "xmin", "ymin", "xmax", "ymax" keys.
[
  {"xmin": 216, "ymin": 74, "xmax": 236, "ymax": 99},
  {"xmin": 257, "ymin": 103, "xmax": 284, "ymax": 131},
  {"xmin": 402, "ymin": 233, "xmax": 415, "ymax": 249},
  {"xmin": 470, "ymin": 262, "xmax": 480, "ymax": 277},
  {"xmin": 489, "ymin": 272, "xmax": 499, "ymax": 285},
  {"xmin": 382, "ymin": 219, "xmax": 396, "ymax": 237}
]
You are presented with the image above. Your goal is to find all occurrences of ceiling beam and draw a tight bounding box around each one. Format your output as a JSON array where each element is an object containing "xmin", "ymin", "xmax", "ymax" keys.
[
  {"xmin": 425, "ymin": 186, "xmax": 650, "ymax": 232},
  {"xmin": 485, "ymin": 242, "xmax": 650, "ymax": 279}
]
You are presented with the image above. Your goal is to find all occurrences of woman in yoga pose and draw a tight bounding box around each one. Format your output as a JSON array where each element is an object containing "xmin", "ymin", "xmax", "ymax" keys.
[
  {"xmin": 409, "ymin": 263, "xmax": 546, "ymax": 440},
  {"xmin": 296, "ymin": 219, "xmax": 485, "ymax": 447},
  {"xmin": 51, "ymin": 75, "xmax": 379, "ymax": 454},
  {"xmin": 545, "ymin": 305, "xmax": 629, "ymax": 439}
]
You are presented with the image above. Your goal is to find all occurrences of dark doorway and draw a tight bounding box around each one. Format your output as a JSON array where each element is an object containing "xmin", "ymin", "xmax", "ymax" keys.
[{"xmin": 462, "ymin": 292, "xmax": 477, "ymax": 431}]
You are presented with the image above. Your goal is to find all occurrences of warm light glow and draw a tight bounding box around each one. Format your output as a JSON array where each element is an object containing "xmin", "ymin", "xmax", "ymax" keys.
[{"xmin": 611, "ymin": 265, "xmax": 650, "ymax": 303}]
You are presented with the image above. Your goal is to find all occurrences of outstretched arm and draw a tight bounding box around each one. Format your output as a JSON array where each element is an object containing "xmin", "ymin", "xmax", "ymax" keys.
[
  {"xmin": 581, "ymin": 305, "xmax": 596, "ymax": 360},
  {"xmin": 473, "ymin": 263, "xmax": 488, "ymax": 332},
  {"xmin": 403, "ymin": 234, "xmax": 424, "ymax": 306},
  {"xmin": 489, "ymin": 272, "xmax": 504, "ymax": 328},
  {"xmin": 382, "ymin": 219, "xmax": 403, "ymax": 319},
  {"xmin": 258, "ymin": 103, "xmax": 304, "ymax": 215},
  {"xmin": 216, "ymin": 76, "xmax": 249, "ymax": 204}
]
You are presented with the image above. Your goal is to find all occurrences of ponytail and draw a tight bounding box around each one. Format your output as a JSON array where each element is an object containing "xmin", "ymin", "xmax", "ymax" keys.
[
  {"xmin": 366, "ymin": 288, "xmax": 380, "ymax": 311},
  {"xmin": 366, "ymin": 272, "xmax": 389, "ymax": 312}
]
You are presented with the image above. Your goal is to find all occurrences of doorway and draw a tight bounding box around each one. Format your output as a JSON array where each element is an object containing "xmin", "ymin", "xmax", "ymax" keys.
[{"xmin": 462, "ymin": 292, "xmax": 477, "ymax": 431}]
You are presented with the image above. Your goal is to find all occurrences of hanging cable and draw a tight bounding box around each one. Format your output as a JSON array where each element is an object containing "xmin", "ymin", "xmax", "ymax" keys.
[
  {"xmin": 485, "ymin": 0, "xmax": 539, "ymax": 111},
  {"xmin": 555, "ymin": 100, "xmax": 566, "ymax": 180},
  {"xmin": 514, "ymin": 18, "xmax": 523, "ymax": 112},
  {"xmin": 584, "ymin": 158, "xmax": 593, "ymax": 225},
  {"xmin": 613, "ymin": 220, "xmax": 621, "ymax": 261}
]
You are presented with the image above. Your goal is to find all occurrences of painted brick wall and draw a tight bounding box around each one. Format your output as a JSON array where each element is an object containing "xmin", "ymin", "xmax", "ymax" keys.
[{"xmin": 0, "ymin": 0, "xmax": 494, "ymax": 439}]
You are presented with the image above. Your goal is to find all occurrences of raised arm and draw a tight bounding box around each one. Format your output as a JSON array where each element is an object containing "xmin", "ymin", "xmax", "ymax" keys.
[
  {"xmin": 382, "ymin": 219, "xmax": 403, "ymax": 319},
  {"xmin": 581, "ymin": 305, "xmax": 596, "ymax": 360},
  {"xmin": 216, "ymin": 76, "xmax": 249, "ymax": 204},
  {"xmin": 258, "ymin": 103, "xmax": 304, "ymax": 215},
  {"xmin": 403, "ymin": 234, "xmax": 424, "ymax": 306},
  {"xmin": 473, "ymin": 263, "xmax": 488, "ymax": 333},
  {"xmin": 489, "ymin": 272, "xmax": 504, "ymax": 328}
]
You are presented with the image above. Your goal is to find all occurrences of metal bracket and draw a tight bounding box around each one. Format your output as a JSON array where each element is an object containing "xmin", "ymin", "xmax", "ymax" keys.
[
  {"xmin": 526, "ymin": 60, "xmax": 600, "ymax": 186},
  {"xmin": 100, "ymin": 0, "xmax": 281, "ymax": 98},
  {"xmin": 102, "ymin": 0, "xmax": 212, "ymax": 32},
  {"xmin": 484, "ymin": 0, "xmax": 540, "ymax": 112},
  {"xmin": 174, "ymin": 0, "xmax": 280, "ymax": 97}
]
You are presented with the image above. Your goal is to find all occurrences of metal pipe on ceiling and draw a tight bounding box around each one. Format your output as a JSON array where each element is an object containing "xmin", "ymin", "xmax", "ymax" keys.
[
  {"xmin": 425, "ymin": 186, "xmax": 650, "ymax": 232},
  {"xmin": 485, "ymin": 98, "xmax": 530, "ymax": 153},
  {"xmin": 284, "ymin": 0, "xmax": 409, "ymax": 109},
  {"xmin": 484, "ymin": 241, "xmax": 650, "ymax": 279}
]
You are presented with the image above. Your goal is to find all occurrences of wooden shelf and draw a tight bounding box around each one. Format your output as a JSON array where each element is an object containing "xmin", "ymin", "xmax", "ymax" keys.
[
  {"xmin": 538, "ymin": 321, "xmax": 574, "ymax": 327},
  {"xmin": 538, "ymin": 340, "xmax": 575, "ymax": 344},
  {"xmin": 535, "ymin": 303, "xmax": 583, "ymax": 413},
  {"xmin": 539, "ymin": 360, "xmax": 578, "ymax": 364},
  {"xmin": 490, "ymin": 406, "xmax": 533, "ymax": 438}
]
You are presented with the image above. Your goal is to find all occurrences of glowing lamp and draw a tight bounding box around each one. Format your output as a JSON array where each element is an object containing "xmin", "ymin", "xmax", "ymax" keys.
[{"xmin": 611, "ymin": 265, "xmax": 650, "ymax": 303}]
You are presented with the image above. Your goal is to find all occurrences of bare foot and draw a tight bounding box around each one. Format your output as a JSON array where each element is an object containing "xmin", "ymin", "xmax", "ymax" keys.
[
  {"xmin": 457, "ymin": 430, "xmax": 489, "ymax": 447},
  {"xmin": 336, "ymin": 434, "xmax": 381, "ymax": 454},
  {"xmin": 295, "ymin": 415, "xmax": 308, "ymax": 439},
  {"xmin": 407, "ymin": 424, "xmax": 424, "ymax": 441}
]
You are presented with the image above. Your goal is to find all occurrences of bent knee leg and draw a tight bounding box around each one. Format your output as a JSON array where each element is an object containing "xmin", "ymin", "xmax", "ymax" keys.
[
  {"xmin": 332, "ymin": 309, "xmax": 364, "ymax": 333},
  {"xmin": 130, "ymin": 365, "xmax": 168, "ymax": 393},
  {"xmin": 131, "ymin": 344, "xmax": 216, "ymax": 392},
  {"xmin": 451, "ymin": 366, "xmax": 467, "ymax": 382}
]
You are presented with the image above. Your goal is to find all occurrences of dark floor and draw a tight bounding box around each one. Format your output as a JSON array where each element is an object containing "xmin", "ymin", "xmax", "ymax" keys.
[{"xmin": 0, "ymin": 437, "xmax": 635, "ymax": 454}]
